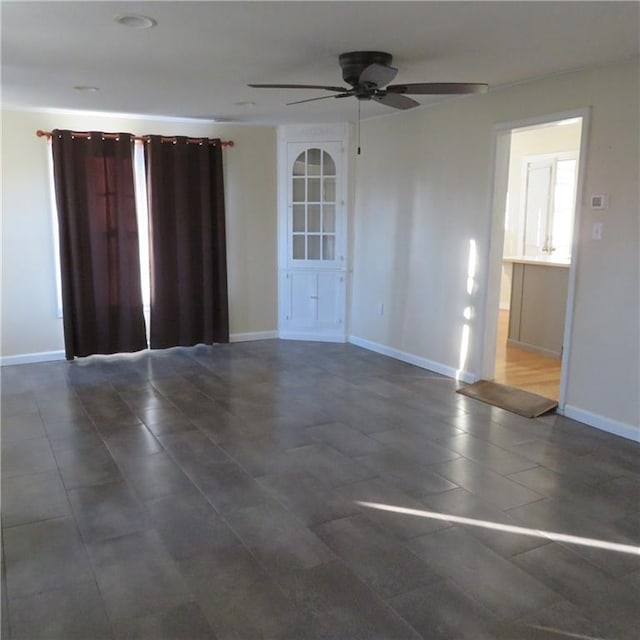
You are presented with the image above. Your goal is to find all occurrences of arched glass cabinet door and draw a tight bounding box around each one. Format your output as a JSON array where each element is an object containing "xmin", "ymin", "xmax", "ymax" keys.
[{"xmin": 289, "ymin": 145, "xmax": 342, "ymax": 267}]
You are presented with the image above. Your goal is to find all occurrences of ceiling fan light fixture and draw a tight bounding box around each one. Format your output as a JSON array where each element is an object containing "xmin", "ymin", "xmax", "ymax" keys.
[
  {"xmin": 249, "ymin": 51, "xmax": 488, "ymax": 112},
  {"xmin": 115, "ymin": 14, "xmax": 157, "ymax": 29}
]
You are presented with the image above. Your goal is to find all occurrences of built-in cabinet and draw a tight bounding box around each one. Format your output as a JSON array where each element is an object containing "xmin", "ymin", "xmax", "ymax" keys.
[
  {"xmin": 277, "ymin": 126, "xmax": 350, "ymax": 341},
  {"xmin": 506, "ymin": 258, "xmax": 569, "ymax": 357},
  {"xmin": 280, "ymin": 271, "xmax": 346, "ymax": 332}
]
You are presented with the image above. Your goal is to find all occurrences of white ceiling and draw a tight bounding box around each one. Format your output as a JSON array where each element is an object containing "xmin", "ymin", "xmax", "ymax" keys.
[{"xmin": 2, "ymin": 1, "xmax": 639, "ymax": 124}]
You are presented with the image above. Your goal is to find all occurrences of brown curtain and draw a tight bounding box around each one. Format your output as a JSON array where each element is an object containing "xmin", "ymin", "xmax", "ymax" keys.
[
  {"xmin": 144, "ymin": 136, "xmax": 229, "ymax": 349},
  {"xmin": 51, "ymin": 130, "xmax": 147, "ymax": 359}
]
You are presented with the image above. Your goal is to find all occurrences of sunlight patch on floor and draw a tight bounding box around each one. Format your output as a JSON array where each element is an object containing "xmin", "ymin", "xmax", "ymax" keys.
[
  {"xmin": 528, "ymin": 625, "xmax": 605, "ymax": 640},
  {"xmin": 356, "ymin": 501, "xmax": 640, "ymax": 556}
]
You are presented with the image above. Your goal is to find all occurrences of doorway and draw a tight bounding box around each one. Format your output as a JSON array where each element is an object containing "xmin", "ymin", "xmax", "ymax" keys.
[{"xmin": 481, "ymin": 111, "xmax": 588, "ymax": 408}]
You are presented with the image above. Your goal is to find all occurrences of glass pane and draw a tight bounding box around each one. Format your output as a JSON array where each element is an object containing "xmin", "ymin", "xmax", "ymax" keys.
[
  {"xmin": 293, "ymin": 235, "xmax": 305, "ymax": 259},
  {"xmin": 308, "ymin": 205, "xmax": 321, "ymax": 232},
  {"xmin": 322, "ymin": 235, "xmax": 335, "ymax": 261},
  {"xmin": 307, "ymin": 236, "xmax": 320, "ymax": 260},
  {"xmin": 323, "ymin": 178, "xmax": 336, "ymax": 202},
  {"xmin": 293, "ymin": 152, "xmax": 306, "ymax": 176},
  {"xmin": 323, "ymin": 205, "xmax": 335, "ymax": 232},
  {"xmin": 307, "ymin": 148, "xmax": 321, "ymax": 175},
  {"xmin": 292, "ymin": 178, "xmax": 305, "ymax": 202},
  {"xmin": 323, "ymin": 151, "xmax": 335, "ymax": 176},
  {"xmin": 292, "ymin": 205, "xmax": 305, "ymax": 232},
  {"xmin": 551, "ymin": 159, "xmax": 577, "ymax": 257},
  {"xmin": 308, "ymin": 178, "xmax": 321, "ymax": 202}
]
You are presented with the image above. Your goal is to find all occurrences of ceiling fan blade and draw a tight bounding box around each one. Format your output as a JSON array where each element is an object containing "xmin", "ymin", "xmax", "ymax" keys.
[
  {"xmin": 358, "ymin": 63, "xmax": 398, "ymax": 88},
  {"xmin": 248, "ymin": 83, "xmax": 348, "ymax": 93},
  {"xmin": 387, "ymin": 82, "xmax": 488, "ymax": 95},
  {"xmin": 286, "ymin": 93, "xmax": 352, "ymax": 106},
  {"xmin": 373, "ymin": 93, "xmax": 420, "ymax": 110}
]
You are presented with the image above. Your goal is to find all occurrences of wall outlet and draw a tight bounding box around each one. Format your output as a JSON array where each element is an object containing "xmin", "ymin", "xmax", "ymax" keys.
[{"xmin": 376, "ymin": 303, "xmax": 384, "ymax": 316}]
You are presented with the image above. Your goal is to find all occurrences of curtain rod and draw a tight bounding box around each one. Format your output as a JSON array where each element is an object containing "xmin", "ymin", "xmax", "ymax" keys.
[{"xmin": 36, "ymin": 129, "xmax": 234, "ymax": 148}]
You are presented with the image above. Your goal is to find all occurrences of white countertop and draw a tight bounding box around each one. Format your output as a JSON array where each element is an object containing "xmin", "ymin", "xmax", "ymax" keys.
[{"xmin": 503, "ymin": 255, "xmax": 571, "ymax": 268}]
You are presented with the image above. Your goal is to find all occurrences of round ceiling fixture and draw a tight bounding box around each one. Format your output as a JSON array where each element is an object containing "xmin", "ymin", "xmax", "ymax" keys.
[
  {"xmin": 73, "ymin": 86, "xmax": 100, "ymax": 92},
  {"xmin": 115, "ymin": 14, "xmax": 156, "ymax": 29}
]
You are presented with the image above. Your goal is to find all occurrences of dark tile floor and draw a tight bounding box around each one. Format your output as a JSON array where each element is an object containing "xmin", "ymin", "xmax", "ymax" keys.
[{"xmin": 1, "ymin": 340, "xmax": 639, "ymax": 639}]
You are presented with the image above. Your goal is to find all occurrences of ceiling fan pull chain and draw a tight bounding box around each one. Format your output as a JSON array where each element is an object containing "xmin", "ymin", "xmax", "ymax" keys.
[{"xmin": 357, "ymin": 100, "xmax": 361, "ymax": 156}]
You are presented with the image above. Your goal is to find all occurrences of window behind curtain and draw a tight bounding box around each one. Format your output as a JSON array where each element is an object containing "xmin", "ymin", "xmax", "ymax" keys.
[
  {"xmin": 51, "ymin": 130, "xmax": 148, "ymax": 359},
  {"xmin": 50, "ymin": 140, "xmax": 152, "ymax": 336}
]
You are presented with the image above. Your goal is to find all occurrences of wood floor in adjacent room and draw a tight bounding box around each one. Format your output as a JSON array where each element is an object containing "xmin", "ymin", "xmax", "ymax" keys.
[{"xmin": 493, "ymin": 310, "xmax": 562, "ymax": 400}]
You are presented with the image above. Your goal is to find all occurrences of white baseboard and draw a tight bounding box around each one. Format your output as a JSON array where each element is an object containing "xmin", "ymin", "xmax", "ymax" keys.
[
  {"xmin": 0, "ymin": 335, "xmax": 280, "ymax": 363},
  {"xmin": 279, "ymin": 331, "xmax": 347, "ymax": 343},
  {"xmin": 563, "ymin": 405, "xmax": 640, "ymax": 443},
  {"xmin": 229, "ymin": 331, "xmax": 278, "ymax": 343},
  {"xmin": 349, "ymin": 335, "xmax": 476, "ymax": 383},
  {"xmin": 0, "ymin": 350, "xmax": 66, "ymax": 366}
]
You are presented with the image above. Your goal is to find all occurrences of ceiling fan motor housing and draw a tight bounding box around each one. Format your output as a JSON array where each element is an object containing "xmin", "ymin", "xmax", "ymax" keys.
[{"xmin": 339, "ymin": 51, "xmax": 393, "ymax": 87}]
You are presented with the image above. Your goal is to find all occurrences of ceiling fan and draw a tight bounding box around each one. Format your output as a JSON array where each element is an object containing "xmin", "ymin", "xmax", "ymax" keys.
[{"xmin": 249, "ymin": 51, "xmax": 488, "ymax": 110}]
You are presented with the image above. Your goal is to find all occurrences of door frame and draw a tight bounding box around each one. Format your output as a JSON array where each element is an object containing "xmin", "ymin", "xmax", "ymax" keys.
[{"xmin": 477, "ymin": 108, "xmax": 590, "ymax": 412}]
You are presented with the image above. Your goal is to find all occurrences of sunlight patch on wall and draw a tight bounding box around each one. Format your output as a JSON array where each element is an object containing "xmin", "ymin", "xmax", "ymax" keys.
[{"xmin": 457, "ymin": 238, "xmax": 477, "ymax": 380}]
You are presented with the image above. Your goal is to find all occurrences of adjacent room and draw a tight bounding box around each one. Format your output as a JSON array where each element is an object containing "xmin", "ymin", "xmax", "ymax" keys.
[{"xmin": 2, "ymin": 2, "xmax": 639, "ymax": 639}]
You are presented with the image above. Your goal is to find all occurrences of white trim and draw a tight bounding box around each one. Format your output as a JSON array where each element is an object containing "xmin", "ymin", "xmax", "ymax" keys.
[
  {"xmin": 477, "ymin": 125, "xmax": 511, "ymax": 380},
  {"xmin": 557, "ymin": 108, "xmax": 590, "ymax": 411},
  {"xmin": 229, "ymin": 331, "xmax": 278, "ymax": 343},
  {"xmin": 492, "ymin": 108, "xmax": 592, "ymax": 134},
  {"xmin": 349, "ymin": 335, "xmax": 476, "ymax": 384},
  {"xmin": 0, "ymin": 351, "xmax": 66, "ymax": 366},
  {"xmin": 279, "ymin": 332, "xmax": 346, "ymax": 343},
  {"xmin": 1, "ymin": 336, "xmax": 278, "ymax": 363},
  {"xmin": 563, "ymin": 405, "xmax": 640, "ymax": 443},
  {"xmin": 15, "ymin": 105, "xmax": 217, "ymax": 124}
]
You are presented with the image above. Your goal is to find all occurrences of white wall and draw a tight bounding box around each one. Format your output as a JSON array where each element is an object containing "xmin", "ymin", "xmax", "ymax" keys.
[
  {"xmin": 1, "ymin": 110, "xmax": 277, "ymax": 359},
  {"xmin": 351, "ymin": 60, "xmax": 639, "ymax": 434}
]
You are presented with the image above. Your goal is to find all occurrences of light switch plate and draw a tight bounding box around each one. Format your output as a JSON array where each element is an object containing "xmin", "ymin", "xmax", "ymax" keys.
[{"xmin": 592, "ymin": 222, "xmax": 603, "ymax": 240}]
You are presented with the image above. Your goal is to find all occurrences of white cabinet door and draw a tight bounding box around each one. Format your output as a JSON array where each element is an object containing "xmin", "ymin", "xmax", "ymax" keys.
[
  {"xmin": 522, "ymin": 154, "xmax": 578, "ymax": 258},
  {"xmin": 317, "ymin": 272, "xmax": 344, "ymax": 327},
  {"xmin": 523, "ymin": 161, "xmax": 553, "ymax": 257},
  {"xmin": 281, "ymin": 271, "xmax": 344, "ymax": 338},
  {"xmin": 287, "ymin": 271, "xmax": 317, "ymax": 328}
]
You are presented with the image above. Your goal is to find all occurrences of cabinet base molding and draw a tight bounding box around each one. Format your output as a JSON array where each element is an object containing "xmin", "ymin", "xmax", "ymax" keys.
[
  {"xmin": 506, "ymin": 338, "xmax": 561, "ymax": 358},
  {"xmin": 279, "ymin": 331, "xmax": 346, "ymax": 343}
]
